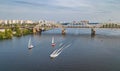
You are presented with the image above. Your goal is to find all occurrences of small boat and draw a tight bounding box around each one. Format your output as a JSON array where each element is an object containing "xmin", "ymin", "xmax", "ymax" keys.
[
  {"xmin": 50, "ymin": 46, "xmax": 64, "ymax": 58},
  {"xmin": 51, "ymin": 37, "xmax": 55, "ymax": 46},
  {"xmin": 28, "ymin": 38, "xmax": 34, "ymax": 49},
  {"xmin": 50, "ymin": 49, "xmax": 62, "ymax": 58},
  {"xmin": 50, "ymin": 53, "xmax": 59, "ymax": 58},
  {"xmin": 50, "ymin": 43, "xmax": 72, "ymax": 58}
]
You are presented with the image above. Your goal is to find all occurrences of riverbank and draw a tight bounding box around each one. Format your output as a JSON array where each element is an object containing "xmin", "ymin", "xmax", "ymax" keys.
[{"xmin": 0, "ymin": 25, "xmax": 33, "ymax": 40}]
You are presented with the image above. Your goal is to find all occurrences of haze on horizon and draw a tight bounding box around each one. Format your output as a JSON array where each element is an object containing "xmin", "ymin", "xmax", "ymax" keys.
[{"xmin": 0, "ymin": 0, "xmax": 120, "ymax": 23}]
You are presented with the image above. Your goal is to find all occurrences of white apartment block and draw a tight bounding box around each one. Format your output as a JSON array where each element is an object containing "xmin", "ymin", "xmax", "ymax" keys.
[
  {"xmin": 25, "ymin": 20, "xmax": 33, "ymax": 24},
  {"xmin": 0, "ymin": 20, "xmax": 4, "ymax": 24},
  {"xmin": 0, "ymin": 20, "xmax": 56, "ymax": 25}
]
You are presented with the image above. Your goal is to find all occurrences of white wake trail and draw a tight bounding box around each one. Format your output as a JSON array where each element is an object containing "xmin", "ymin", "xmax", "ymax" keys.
[{"xmin": 50, "ymin": 43, "xmax": 72, "ymax": 58}]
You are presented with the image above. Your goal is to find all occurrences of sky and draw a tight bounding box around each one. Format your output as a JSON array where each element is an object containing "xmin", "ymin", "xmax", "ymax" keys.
[{"xmin": 0, "ymin": 0, "xmax": 120, "ymax": 23}]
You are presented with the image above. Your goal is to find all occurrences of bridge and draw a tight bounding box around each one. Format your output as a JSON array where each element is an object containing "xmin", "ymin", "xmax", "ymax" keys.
[
  {"xmin": 33, "ymin": 22, "xmax": 120, "ymax": 35},
  {"xmin": 0, "ymin": 22, "xmax": 119, "ymax": 36},
  {"xmin": 33, "ymin": 23, "xmax": 90, "ymax": 35},
  {"xmin": 1, "ymin": 22, "xmax": 119, "ymax": 35}
]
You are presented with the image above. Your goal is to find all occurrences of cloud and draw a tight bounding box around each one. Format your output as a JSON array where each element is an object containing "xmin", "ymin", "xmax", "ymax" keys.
[
  {"xmin": 50, "ymin": 0, "xmax": 93, "ymax": 8},
  {"xmin": 12, "ymin": 0, "xmax": 94, "ymax": 10},
  {"xmin": 13, "ymin": 1, "xmax": 46, "ymax": 6},
  {"xmin": 1, "ymin": 0, "xmax": 120, "ymax": 22}
]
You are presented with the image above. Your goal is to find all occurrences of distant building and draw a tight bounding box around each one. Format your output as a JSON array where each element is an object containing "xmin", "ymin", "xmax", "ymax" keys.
[
  {"xmin": 81, "ymin": 20, "xmax": 89, "ymax": 25},
  {"xmin": 4, "ymin": 20, "xmax": 8, "ymax": 24},
  {"xmin": 0, "ymin": 19, "xmax": 56, "ymax": 25},
  {"xmin": 18, "ymin": 20, "xmax": 24, "ymax": 24},
  {"xmin": 12, "ymin": 20, "xmax": 16, "ymax": 24},
  {"xmin": 0, "ymin": 20, "xmax": 4, "ymax": 24},
  {"xmin": 25, "ymin": 20, "xmax": 33, "ymax": 24}
]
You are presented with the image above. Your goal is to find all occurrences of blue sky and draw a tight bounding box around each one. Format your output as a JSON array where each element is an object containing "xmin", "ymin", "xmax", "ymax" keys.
[{"xmin": 0, "ymin": 0, "xmax": 120, "ymax": 22}]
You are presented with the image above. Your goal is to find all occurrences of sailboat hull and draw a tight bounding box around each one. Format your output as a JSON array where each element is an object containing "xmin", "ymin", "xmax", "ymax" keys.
[
  {"xmin": 28, "ymin": 45, "xmax": 33, "ymax": 49},
  {"xmin": 51, "ymin": 37, "xmax": 55, "ymax": 46},
  {"xmin": 52, "ymin": 43, "xmax": 55, "ymax": 46}
]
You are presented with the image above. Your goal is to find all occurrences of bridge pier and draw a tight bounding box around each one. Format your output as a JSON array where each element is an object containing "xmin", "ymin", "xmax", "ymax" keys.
[
  {"xmin": 91, "ymin": 28, "xmax": 96, "ymax": 36},
  {"xmin": 62, "ymin": 28, "xmax": 66, "ymax": 35},
  {"xmin": 33, "ymin": 28, "xmax": 42, "ymax": 34},
  {"xmin": 33, "ymin": 28, "xmax": 37, "ymax": 34},
  {"xmin": 39, "ymin": 29, "xmax": 42, "ymax": 34}
]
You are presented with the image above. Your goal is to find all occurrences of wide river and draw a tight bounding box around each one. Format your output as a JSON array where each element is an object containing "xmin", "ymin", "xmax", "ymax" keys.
[{"xmin": 1, "ymin": 28, "xmax": 120, "ymax": 71}]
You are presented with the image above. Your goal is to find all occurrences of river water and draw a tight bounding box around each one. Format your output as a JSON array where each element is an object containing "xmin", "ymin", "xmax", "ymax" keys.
[{"xmin": 0, "ymin": 28, "xmax": 120, "ymax": 71}]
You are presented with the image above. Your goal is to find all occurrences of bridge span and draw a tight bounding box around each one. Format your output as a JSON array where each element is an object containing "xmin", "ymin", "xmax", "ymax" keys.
[{"xmin": 33, "ymin": 23, "xmax": 120, "ymax": 36}]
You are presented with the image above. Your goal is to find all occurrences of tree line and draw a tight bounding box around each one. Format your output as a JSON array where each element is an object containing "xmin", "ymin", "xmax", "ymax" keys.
[
  {"xmin": 0, "ymin": 24, "xmax": 33, "ymax": 40},
  {"xmin": 100, "ymin": 23, "xmax": 120, "ymax": 28}
]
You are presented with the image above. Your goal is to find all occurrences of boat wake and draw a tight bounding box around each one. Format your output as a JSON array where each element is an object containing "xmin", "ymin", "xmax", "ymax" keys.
[{"xmin": 50, "ymin": 43, "xmax": 71, "ymax": 58}]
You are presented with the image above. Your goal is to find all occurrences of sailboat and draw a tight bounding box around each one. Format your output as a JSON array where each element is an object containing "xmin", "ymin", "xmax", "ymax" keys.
[
  {"xmin": 28, "ymin": 38, "xmax": 34, "ymax": 49},
  {"xmin": 51, "ymin": 37, "xmax": 55, "ymax": 46}
]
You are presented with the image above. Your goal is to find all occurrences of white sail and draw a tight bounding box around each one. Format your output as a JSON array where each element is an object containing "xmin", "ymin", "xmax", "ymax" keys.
[
  {"xmin": 52, "ymin": 37, "xmax": 54, "ymax": 44},
  {"xmin": 28, "ymin": 38, "xmax": 33, "ymax": 49},
  {"xmin": 28, "ymin": 38, "xmax": 31, "ymax": 47}
]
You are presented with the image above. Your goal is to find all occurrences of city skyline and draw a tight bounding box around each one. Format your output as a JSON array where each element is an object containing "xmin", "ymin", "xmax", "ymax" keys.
[{"xmin": 0, "ymin": 0, "xmax": 120, "ymax": 23}]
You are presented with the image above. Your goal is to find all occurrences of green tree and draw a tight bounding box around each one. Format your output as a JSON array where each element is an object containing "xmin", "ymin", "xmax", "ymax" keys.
[
  {"xmin": 0, "ymin": 32, "xmax": 5, "ymax": 39},
  {"xmin": 7, "ymin": 29, "xmax": 13, "ymax": 39},
  {"xmin": 115, "ymin": 24, "xmax": 117, "ymax": 28},
  {"xmin": 16, "ymin": 28, "xmax": 22, "ymax": 37},
  {"xmin": 13, "ymin": 24, "xmax": 22, "ymax": 37},
  {"xmin": 105, "ymin": 24, "xmax": 108, "ymax": 28},
  {"xmin": 4, "ymin": 29, "xmax": 13, "ymax": 39}
]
